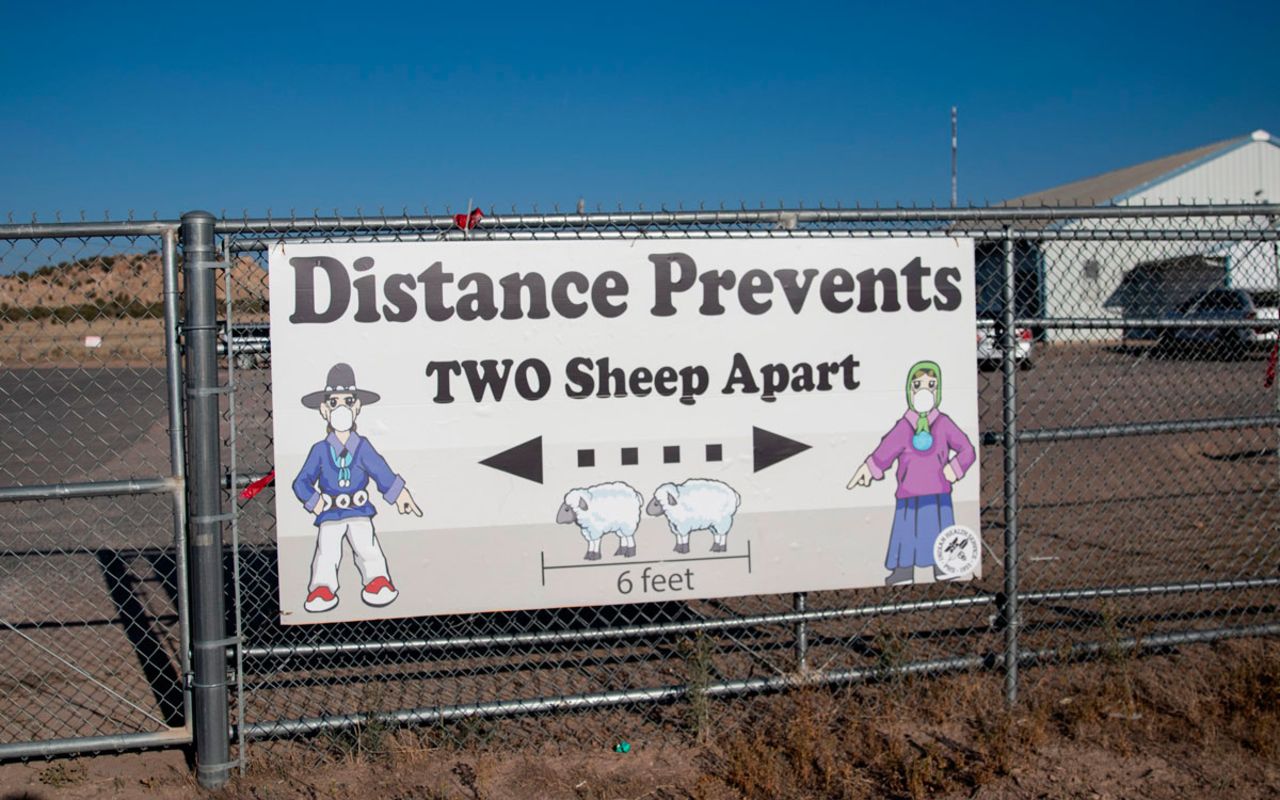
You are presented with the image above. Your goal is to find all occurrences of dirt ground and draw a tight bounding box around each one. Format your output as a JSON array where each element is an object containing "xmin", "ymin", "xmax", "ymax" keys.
[
  {"xmin": 0, "ymin": 317, "xmax": 167, "ymax": 367},
  {"xmin": 0, "ymin": 638, "xmax": 1274, "ymax": 800},
  {"xmin": 0, "ymin": 341, "xmax": 1276, "ymax": 765}
]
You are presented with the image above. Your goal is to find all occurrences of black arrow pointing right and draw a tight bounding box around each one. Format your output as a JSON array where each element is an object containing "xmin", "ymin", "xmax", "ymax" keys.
[{"xmin": 753, "ymin": 426, "xmax": 811, "ymax": 473}]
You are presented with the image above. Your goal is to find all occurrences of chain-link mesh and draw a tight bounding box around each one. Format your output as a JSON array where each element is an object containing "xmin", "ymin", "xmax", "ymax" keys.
[
  {"xmin": 2, "ymin": 206, "xmax": 1276, "ymax": 770},
  {"xmin": 0, "ymin": 225, "xmax": 189, "ymax": 754},
  {"xmin": 1008, "ymin": 219, "xmax": 1280, "ymax": 696},
  {"xmin": 210, "ymin": 206, "xmax": 1279, "ymax": 767}
]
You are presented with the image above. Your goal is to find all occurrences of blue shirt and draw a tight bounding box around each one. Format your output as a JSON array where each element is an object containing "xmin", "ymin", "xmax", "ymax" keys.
[{"xmin": 292, "ymin": 431, "xmax": 406, "ymax": 526}]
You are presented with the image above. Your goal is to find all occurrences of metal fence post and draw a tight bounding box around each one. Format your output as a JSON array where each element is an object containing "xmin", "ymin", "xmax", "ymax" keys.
[
  {"xmin": 793, "ymin": 592, "xmax": 808, "ymax": 672},
  {"xmin": 999, "ymin": 228, "xmax": 1020, "ymax": 705},
  {"xmin": 181, "ymin": 211, "xmax": 232, "ymax": 788},
  {"xmin": 1273, "ymin": 237, "xmax": 1279, "ymax": 487}
]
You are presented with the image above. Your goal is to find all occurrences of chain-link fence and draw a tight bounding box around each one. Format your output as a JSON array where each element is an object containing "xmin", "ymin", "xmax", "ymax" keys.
[{"xmin": 1, "ymin": 206, "xmax": 1277, "ymax": 788}]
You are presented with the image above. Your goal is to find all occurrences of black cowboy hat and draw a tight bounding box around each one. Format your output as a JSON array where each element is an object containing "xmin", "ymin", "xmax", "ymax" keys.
[{"xmin": 301, "ymin": 363, "xmax": 382, "ymax": 408}]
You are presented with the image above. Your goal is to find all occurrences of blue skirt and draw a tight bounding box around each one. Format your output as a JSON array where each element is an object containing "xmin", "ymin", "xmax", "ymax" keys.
[{"xmin": 885, "ymin": 494, "xmax": 954, "ymax": 569}]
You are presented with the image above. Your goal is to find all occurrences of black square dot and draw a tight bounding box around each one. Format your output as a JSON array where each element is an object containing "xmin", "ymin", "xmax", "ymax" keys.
[
  {"xmin": 621, "ymin": 447, "xmax": 638, "ymax": 466},
  {"xmin": 706, "ymin": 443, "xmax": 723, "ymax": 462},
  {"xmin": 663, "ymin": 445, "xmax": 681, "ymax": 464},
  {"xmin": 577, "ymin": 449, "xmax": 595, "ymax": 468}
]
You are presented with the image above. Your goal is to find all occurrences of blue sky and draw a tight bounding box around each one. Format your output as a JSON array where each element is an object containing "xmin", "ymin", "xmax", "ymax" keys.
[{"xmin": 2, "ymin": 1, "xmax": 1277, "ymax": 220}]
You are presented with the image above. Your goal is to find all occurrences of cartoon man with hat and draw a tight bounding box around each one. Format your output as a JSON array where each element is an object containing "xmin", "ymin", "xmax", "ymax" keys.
[{"xmin": 292, "ymin": 363, "xmax": 423, "ymax": 613}]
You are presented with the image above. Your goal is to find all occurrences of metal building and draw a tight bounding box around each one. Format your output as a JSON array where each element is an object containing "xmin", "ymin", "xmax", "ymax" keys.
[{"xmin": 1002, "ymin": 129, "xmax": 1280, "ymax": 337}]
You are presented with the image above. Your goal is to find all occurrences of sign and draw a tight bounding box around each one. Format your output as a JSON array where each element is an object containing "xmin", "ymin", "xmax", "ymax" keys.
[{"xmin": 268, "ymin": 238, "xmax": 981, "ymax": 624}]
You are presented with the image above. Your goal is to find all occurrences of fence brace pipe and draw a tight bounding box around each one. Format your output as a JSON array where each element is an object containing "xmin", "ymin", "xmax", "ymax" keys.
[
  {"xmin": 0, "ymin": 477, "xmax": 175, "ymax": 503},
  {"xmin": 238, "ymin": 622, "xmax": 1280, "ymax": 741},
  {"xmin": 0, "ymin": 728, "xmax": 191, "ymax": 761},
  {"xmin": 181, "ymin": 211, "xmax": 232, "ymax": 790},
  {"xmin": 238, "ymin": 576, "xmax": 1280, "ymax": 661},
  {"xmin": 978, "ymin": 414, "xmax": 1280, "ymax": 447}
]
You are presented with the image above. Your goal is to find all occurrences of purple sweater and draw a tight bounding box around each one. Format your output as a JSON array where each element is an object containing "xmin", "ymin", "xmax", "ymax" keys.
[{"xmin": 865, "ymin": 410, "xmax": 976, "ymax": 499}]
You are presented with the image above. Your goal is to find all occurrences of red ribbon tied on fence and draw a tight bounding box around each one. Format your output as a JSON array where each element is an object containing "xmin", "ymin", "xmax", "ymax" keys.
[
  {"xmin": 240, "ymin": 470, "xmax": 275, "ymax": 502},
  {"xmin": 454, "ymin": 208, "xmax": 484, "ymax": 230},
  {"xmin": 1266, "ymin": 341, "xmax": 1279, "ymax": 389}
]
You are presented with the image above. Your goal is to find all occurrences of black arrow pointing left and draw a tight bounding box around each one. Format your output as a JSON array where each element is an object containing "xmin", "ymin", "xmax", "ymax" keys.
[{"xmin": 480, "ymin": 436, "xmax": 543, "ymax": 484}]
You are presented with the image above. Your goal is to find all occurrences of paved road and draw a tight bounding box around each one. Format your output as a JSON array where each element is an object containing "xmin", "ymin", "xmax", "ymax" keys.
[{"xmin": 0, "ymin": 367, "xmax": 172, "ymax": 488}]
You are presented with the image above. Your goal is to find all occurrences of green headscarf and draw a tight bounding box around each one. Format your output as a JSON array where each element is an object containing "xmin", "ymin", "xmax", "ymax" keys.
[{"xmin": 905, "ymin": 360, "xmax": 942, "ymax": 436}]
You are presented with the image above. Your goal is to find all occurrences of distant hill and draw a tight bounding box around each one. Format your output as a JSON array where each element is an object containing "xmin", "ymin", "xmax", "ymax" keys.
[{"xmin": 0, "ymin": 253, "xmax": 267, "ymax": 320}]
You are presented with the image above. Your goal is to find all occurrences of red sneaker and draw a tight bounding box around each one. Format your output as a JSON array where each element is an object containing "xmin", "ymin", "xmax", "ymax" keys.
[
  {"xmin": 304, "ymin": 586, "xmax": 338, "ymax": 613},
  {"xmin": 361, "ymin": 576, "xmax": 399, "ymax": 607}
]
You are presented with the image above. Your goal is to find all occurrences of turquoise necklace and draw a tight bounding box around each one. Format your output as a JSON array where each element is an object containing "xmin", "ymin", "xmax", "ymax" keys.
[{"xmin": 329, "ymin": 445, "xmax": 352, "ymax": 488}]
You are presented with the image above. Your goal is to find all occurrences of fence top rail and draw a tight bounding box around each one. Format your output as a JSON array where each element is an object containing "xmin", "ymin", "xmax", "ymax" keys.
[
  {"xmin": 225, "ymin": 227, "xmax": 1280, "ymax": 251},
  {"xmin": 2, "ymin": 204, "xmax": 1277, "ymax": 240},
  {"xmin": 208, "ymin": 203, "xmax": 1280, "ymax": 235},
  {"xmin": 0, "ymin": 220, "xmax": 177, "ymax": 240}
]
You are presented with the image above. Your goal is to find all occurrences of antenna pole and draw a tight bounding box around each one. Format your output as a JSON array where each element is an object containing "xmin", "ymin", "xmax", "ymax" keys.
[{"xmin": 951, "ymin": 106, "xmax": 958, "ymax": 207}]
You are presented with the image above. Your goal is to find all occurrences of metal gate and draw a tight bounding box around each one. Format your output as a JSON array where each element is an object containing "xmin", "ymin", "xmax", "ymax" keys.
[{"xmin": 0, "ymin": 221, "xmax": 191, "ymax": 759}]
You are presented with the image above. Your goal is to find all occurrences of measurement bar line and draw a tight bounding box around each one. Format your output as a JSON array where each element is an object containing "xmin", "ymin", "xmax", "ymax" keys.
[
  {"xmin": 544, "ymin": 558, "xmax": 667, "ymax": 572},
  {"xmin": 542, "ymin": 551, "xmax": 753, "ymax": 572},
  {"xmin": 657, "ymin": 554, "xmax": 751, "ymax": 565}
]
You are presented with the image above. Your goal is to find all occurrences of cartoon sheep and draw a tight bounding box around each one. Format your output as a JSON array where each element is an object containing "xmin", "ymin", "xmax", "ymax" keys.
[
  {"xmin": 556, "ymin": 482, "xmax": 645, "ymax": 560},
  {"xmin": 646, "ymin": 479, "xmax": 742, "ymax": 554}
]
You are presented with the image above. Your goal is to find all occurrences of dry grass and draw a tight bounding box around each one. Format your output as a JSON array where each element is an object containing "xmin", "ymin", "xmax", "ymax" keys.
[
  {"xmin": 36, "ymin": 759, "xmax": 87, "ymax": 788},
  {"xmin": 712, "ymin": 685, "xmax": 1036, "ymax": 799},
  {"xmin": 196, "ymin": 639, "xmax": 1279, "ymax": 800},
  {"xmin": 2, "ymin": 640, "xmax": 1273, "ymax": 799},
  {"xmin": 708, "ymin": 638, "xmax": 1278, "ymax": 799}
]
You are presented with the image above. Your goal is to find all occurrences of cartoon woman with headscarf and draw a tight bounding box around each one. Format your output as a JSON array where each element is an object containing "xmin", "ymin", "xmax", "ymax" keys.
[{"xmin": 846, "ymin": 360, "xmax": 976, "ymax": 585}]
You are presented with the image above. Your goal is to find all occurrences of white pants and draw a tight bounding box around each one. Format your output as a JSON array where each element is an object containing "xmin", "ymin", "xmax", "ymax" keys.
[{"xmin": 309, "ymin": 517, "xmax": 390, "ymax": 592}]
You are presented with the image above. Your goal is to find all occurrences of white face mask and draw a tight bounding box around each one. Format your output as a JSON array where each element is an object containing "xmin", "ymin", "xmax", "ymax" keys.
[
  {"xmin": 329, "ymin": 405, "xmax": 355, "ymax": 432},
  {"xmin": 912, "ymin": 389, "xmax": 936, "ymax": 414}
]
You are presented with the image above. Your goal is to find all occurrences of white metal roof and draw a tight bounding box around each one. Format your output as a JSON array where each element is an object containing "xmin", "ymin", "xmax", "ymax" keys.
[{"xmin": 1005, "ymin": 130, "xmax": 1278, "ymax": 206}]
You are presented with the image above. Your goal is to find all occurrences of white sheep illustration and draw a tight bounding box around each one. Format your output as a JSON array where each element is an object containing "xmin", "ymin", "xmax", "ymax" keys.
[
  {"xmin": 555, "ymin": 482, "xmax": 645, "ymax": 560},
  {"xmin": 646, "ymin": 479, "xmax": 742, "ymax": 554}
]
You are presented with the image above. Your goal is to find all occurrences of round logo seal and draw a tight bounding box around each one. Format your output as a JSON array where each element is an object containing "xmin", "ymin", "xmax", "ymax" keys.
[{"xmin": 933, "ymin": 525, "xmax": 980, "ymax": 578}]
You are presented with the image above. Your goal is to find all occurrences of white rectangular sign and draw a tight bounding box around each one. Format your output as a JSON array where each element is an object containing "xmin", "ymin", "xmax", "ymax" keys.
[{"xmin": 268, "ymin": 238, "xmax": 981, "ymax": 624}]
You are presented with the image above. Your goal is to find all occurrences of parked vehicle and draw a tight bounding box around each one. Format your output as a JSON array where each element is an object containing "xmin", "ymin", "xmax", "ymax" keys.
[
  {"xmin": 1158, "ymin": 288, "xmax": 1279, "ymax": 357},
  {"xmin": 976, "ymin": 320, "xmax": 1033, "ymax": 370},
  {"xmin": 217, "ymin": 321, "xmax": 271, "ymax": 369}
]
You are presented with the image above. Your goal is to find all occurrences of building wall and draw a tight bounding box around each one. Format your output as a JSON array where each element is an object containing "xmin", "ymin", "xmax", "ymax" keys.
[
  {"xmin": 1040, "ymin": 139, "xmax": 1280, "ymax": 339},
  {"xmin": 1118, "ymin": 139, "xmax": 1280, "ymax": 205},
  {"xmin": 1227, "ymin": 240, "xmax": 1280, "ymax": 290}
]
